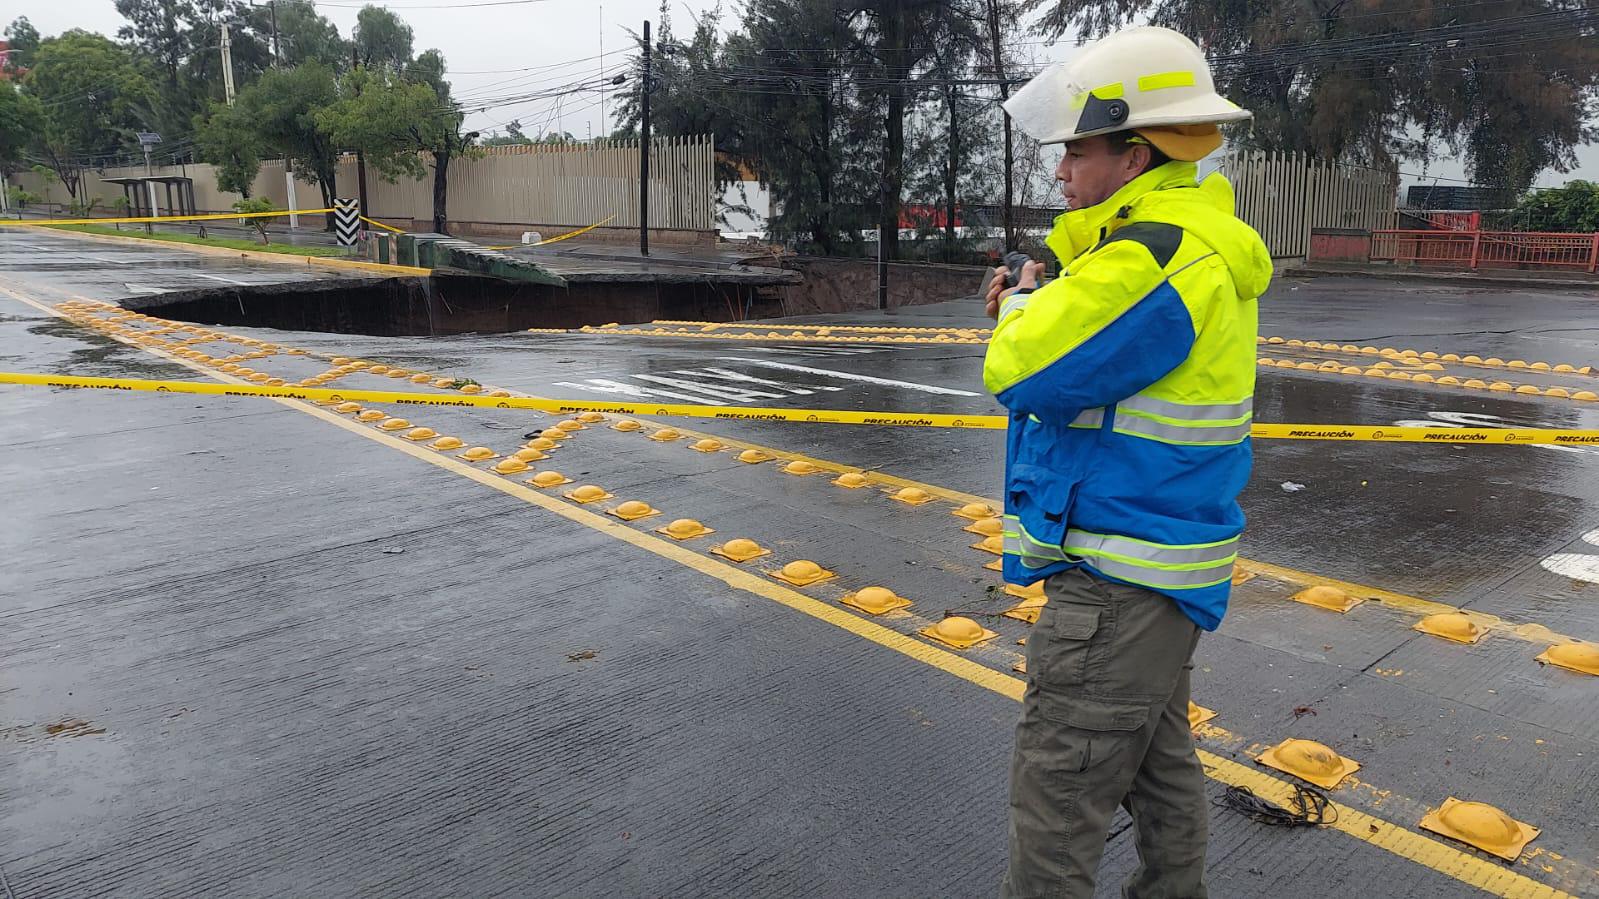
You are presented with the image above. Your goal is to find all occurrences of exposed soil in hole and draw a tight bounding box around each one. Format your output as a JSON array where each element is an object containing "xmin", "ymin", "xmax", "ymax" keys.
[{"xmin": 127, "ymin": 274, "xmax": 782, "ymax": 336}]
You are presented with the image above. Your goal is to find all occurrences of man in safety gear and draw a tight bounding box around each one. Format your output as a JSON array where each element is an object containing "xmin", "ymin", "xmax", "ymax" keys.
[{"xmin": 983, "ymin": 25, "xmax": 1272, "ymax": 899}]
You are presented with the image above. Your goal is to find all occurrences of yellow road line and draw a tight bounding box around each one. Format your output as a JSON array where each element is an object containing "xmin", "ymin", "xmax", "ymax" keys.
[
  {"xmin": 1, "ymin": 207, "xmax": 336, "ymax": 227},
  {"xmin": 31, "ymin": 225, "xmax": 430, "ymax": 276},
  {"xmin": 2, "ymin": 285, "xmax": 1583, "ymax": 897}
]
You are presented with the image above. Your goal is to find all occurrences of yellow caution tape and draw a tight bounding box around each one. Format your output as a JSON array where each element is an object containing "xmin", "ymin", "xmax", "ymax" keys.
[
  {"xmin": 359, "ymin": 215, "xmax": 406, "ymax": 234},
  {"xmin": 0, "ymin": 208, "xmax": 338, "ymax": 227},
  {"xmin": 6, "ymin": 372, "xmax": 1599, "ymax": 445},
  {"xmin": 487, "ymin": 214, "xmax": 617, "ymax": 250}
]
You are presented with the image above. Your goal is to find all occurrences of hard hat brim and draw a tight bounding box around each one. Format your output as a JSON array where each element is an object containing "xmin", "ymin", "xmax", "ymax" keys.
[{"xmin": 1004, "ymin": 61, "xmax": 1251, "ymax": 146}]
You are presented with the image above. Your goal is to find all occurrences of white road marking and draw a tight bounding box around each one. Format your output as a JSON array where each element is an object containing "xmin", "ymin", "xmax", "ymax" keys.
[
  {"xmin": 122, "ymin": 283, "xmax": 167, "ymax": 295},
  {"xmin": 554, "ymin": 378, "xmax": 737, "ymax": 405},
  {"xmin": 632, "ymin": 373, "xmax": 784, "ymax": 403},
  {"xmin": 1583, "ymin": 528, "xmax": 1599, "ymax": 548},
  {"xmin": 673, "ymin": 366, "xmax": 841, "ymax": 395},
  {"xmin": 1392, "ymin": 411, "xmax": 1595, "ymax": 455},
  {"xmin": 192, "ymin": 272, "xmax": 251, "ymax": 285},
  {"xmin": 1540, "ymin": 553, "xmax": 1599, "ymax": 584},
  {"xmin": 718, "ymin": 357, "xmax": 980, "ymax": 396}
]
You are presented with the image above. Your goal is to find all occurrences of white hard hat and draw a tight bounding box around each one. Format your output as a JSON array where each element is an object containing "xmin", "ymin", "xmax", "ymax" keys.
[{"xmin": 1004, "ymin": 26, "xmax": 1250, "ymax": 150}]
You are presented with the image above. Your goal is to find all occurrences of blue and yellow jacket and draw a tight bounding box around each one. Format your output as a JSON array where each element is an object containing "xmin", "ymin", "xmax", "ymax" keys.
[{"xmin": 983, "ymin": 161, "xmax": 1272, "ymax": 630}]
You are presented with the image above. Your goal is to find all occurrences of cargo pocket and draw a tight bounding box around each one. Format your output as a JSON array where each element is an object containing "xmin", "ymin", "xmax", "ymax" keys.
[
  {"xmin": 1027, "ymin": 603, "xmax": 1100, "ymax": 689},
  {"xmin": 1038, "ymin": 695, "xmax": 1152, "ymax": 773}
]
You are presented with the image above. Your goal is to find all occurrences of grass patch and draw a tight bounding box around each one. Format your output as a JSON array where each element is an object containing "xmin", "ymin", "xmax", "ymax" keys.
[{"xmin": 49, "ymin": 223, "xmax": 347, "ymax": 258}]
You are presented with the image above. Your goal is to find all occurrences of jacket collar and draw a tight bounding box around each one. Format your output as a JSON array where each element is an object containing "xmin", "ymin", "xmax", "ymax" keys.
[{"xmin": 1045, "ymin": 161, "xmax": 1200, "ymax": 265}]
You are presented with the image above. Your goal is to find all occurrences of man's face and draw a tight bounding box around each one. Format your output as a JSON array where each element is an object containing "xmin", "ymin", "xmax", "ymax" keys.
[{"xmin": 1055, "ymin": 135, "xmax": 1148, "ymax": 210}]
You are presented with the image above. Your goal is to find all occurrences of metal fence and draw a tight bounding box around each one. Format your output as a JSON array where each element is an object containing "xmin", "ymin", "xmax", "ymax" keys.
[
  {"xmin": 1371, "ymin": 230, "xmax": 1599, "ymax": 272},
  {"xmin": 4, "ymin": 135, "xmax": 717, "ymax": 233},
  {"xmin": 1222, "ymin": 151, "xmax": 1398, "ymax": 258}
]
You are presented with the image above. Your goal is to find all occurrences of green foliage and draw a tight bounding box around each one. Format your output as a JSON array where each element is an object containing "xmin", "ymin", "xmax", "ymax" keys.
[
  {"xmin": 1026, "ymin": 0, "xmax": 1599, "ymax": 194},
  {"xmin": 0, "ymin": 81, "xmax": 43, "ymax": 171},
  {"xmin": 3, "ymin": 17, "xmax": 40, "ymax": 72},
  {"xmin": 353, "ymin": 6, "xmax": 414, "ymax": 71},
  {"xmin": 233, "ymin": 61, "xmax": 342, "ymax": 208},
  {"xmin": 232, "ymin": 195, "xmax": 274, "ymax": 243},
  {"xmin": 1516, "ymin": 181, "xmax": 1599, "ymax": 233},
  {"xmin": 24, "ymin": 30, "xmax": 156, "ymax": 198},
  {"xmin": 194, "ymin": 100, "xmax": 262, "ymax": 196},
  {"xmin": 6, "ymin": 186, "xmax": 37, "ymax": 207},
  {"xmin": 51, "ymin": 222, "xmax": 343, "ymax": 256}
]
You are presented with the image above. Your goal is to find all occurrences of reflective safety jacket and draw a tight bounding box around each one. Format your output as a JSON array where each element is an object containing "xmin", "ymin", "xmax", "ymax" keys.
[{"xmin": 983, "ymin": 161, "xmax": 1272, "ymax": 630}]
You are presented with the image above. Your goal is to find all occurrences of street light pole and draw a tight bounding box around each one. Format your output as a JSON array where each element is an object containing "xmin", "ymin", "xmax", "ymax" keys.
[{"xmin": 639, "ymin": 19, "xmax": 651, "ymax": 257}]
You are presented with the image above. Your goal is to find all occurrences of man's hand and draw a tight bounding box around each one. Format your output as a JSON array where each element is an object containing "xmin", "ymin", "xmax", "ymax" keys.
[{"xmin": 984, "ymin": 261, "xmax": 1048, "ymax": 319}]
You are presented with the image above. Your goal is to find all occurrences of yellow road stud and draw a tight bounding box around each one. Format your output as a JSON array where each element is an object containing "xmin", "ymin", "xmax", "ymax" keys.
[
  {"xmin": 356, "ymin": 410, "xmax": 386, "ymax": 422},
  {"xmin": 841, "ymin": 586, "xmax": 912, "ymax": 615},
  {"xmin": 334, "ymin": 402, "xmax": 362, "ymax": 414},
  {"xmin": 528, "ymin": 471, "xmax": 572, "ymax": 488},
  {"xmin": 610, "ymin": 500, "xmax": 658, "ymax": 521},
  {"xmin": 386, "ymin": 369, "xmax": 410, "ymax": 378},
  {"xmin": 577, "ymin": 411, "xmax": 607, "ymax": 423},
  {"xmin": 493, "ymin": 458, "xmax": 530, "ymax": 475},
  {"xmin": 1536, "ymin": 642, "xmax": 1599, "ymax": 676},
  {"xmin": 1291, "ymin": 585, "xmax": 1362, "ymax": 613},
  {"xmin": 690, "ymin": 438, "xmax": 724, "ymax": 453},
  {"xmin": 965, "ymin": 517, "xmax": 1003, "ymax": 537},
  {"xmin": 432, "ymin": 378, "xmax": 455, "ymax": 388},
  {"xmin": 1187, "ymin": 701, "xmax": 1217, "ymax": 729},
  {"xmin": 710, "ymin": 538, "xmax": 770, "ymax": 562},
  {"xmin": 782, "ymin": 460, "xmax": 819, "ymax": 476},
  {"xmin": 889, "ymin": 486, "xmax": 934, "ymax": 505},
  {"xmin": 832, "ymin": 472, "xmax": 869, "ymax": 488},
  {"xmin": 368, "ymin": 365, "xmax": 390, "ymax": 374},
  {"xmin": 378, "ymin": 418, "xmax": 410, "ymax": 431},
  {"xmin": 512, "ymin": 448, "xmax": 548, "ymax": 462},
  {"xmin": 410, "ymin": 373, "xmax": 431, "ymax": 383},
  {"xmin": 1413, "ymin": 612, "xmax": 1485, "ymax": 644},
  {"xmin": 658, "ymin": 518, "xmax": 713, "ymax": 540},
  {"xmin": 404, "ymin": 427, "xmax": 437, "ymax": 441},
  {"xmin": 737, "ymin": 449, "xmax": 772, "ymax": 463},
  {"xmin": 953, "ymin": 501, "xmax": 997, "ymax": 520},
  {"xmin": 920, "ymin": 616, "xmax": 997, "ymax": 649},
  {"xmin": 566, "ymin": 484, "xmax": 612, "ymax": 504},
  {"xmin": 648, "ymin": 428, "xmax": 682, "ymax": 441},
  {"xmin": 459, "ymin": 384, "xmax": 482, "ymax": 395},
  {"xmin": 612, "ymin": 419, "xmax": 643, "ymax": 431},
  {"xmin": 538, "ymin": 428, "xmax": 570, "ymax": 440},
  {"xmin": 768, "ymin": 559, "xmax": 834, "ymax": 587},
  {"xmin": 526, "ymin": 437, "xmax": 560, "ymax": 451},
  {"xmin": 1419, "ymin": 798, "xmax": 1540, "ymax": 861},
  {"xmin": 1257, "ymin": 738, "xmax": 1360, "ymax": 788},
  {"xmin": 429, "ymin": 436, "xmax": 464, "ymax": 451},
  {"xmin": 555, "ymin": 419, "xmax": 586, "ymax": 431},
  {"xmin": 460, "ymin": 447, "xmax": 498, "ymax": 461},
  {"xmin": 972, "ymin": 535, "xmax": 1005, "ymax": 555}
]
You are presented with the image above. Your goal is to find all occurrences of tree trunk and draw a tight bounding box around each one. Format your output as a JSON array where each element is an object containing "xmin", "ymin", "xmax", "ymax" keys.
[
  {"xmin": 878, "ymin": 0, "xmax": 906, "ymax": 267},
  {"xmin": 317, "ymin": 174, "xmax": 336, "ymax": 231},
  {"xmin": 944, "ymin": 87, "xmax": 958, "ymax": 262},
  {"xmin": 985, "ymin": 0, "xmax": 1015, "ymax": 251},
  {"xmin": 432, "ymin": 150, "xmax": 451, "ymax": 234}
]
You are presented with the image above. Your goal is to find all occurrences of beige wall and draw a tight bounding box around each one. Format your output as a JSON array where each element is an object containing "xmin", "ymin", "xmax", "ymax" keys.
[
  {"xmin": 6, "ymin": 136, "xmax": 716, "ymax": 233},
  {"xmin": 1223, "ymin": 151, "xmax": 1399, "ymax": 259}
]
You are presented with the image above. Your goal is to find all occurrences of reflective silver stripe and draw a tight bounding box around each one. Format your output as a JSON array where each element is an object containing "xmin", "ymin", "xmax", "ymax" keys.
[
  {"xmin": 999, "ymin": 294, "xmax": 1030, "ymax": 319},
  {"xmin": 1119, "ymin": 394, "xmax": 1253, "ymax": 422},
  {"xmin": 1114, "ymin": 415, "xmax": 1252, "ymax": 445},
  {"xmin": 1084, "ymin": 555, "xmax": 1234, "ymax": 588},
  {"xmin": 1069, "ymin": 407, "xmax": 1104, "ymax": 428},
  {"xmin": 1066, "ymin": 529, "xmax": 1237, "ymax": 566}
]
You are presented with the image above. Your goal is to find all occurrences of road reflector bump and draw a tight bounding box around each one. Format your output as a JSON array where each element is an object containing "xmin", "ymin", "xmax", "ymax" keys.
[
  {"xmin": 1340, "ymin": 366, "xmax": 1362, "ymax": 375},
  {"xmin": 841, "ymin": 586, "xmax": 911, "ymax": 615},
  {"xmin": 334, "ymin": 402, "xmax": 362, "ymax": 414},
  {"xmin": 493, "ymin": 458, "xmax": 531, "ymax": 475},
  {"xmin": 889, "ymin": 486, "xmax": 934, "ymax": 505},
  {"xmin": 1514, "ymin": 384, "xmax": 1541, "ymax": 395},
  {"xmin": 460, "ymin": 447, "xmax": 498, "ymax": 461},
  {"xmin": 265, "ymin": 379, "xmax": 285, "ymax": 387},
  {"xmin": 1484, "ymin": 357, "xmax": 1506, "ymax": 366},
  {"xmin": 1571, "ymin": 391, "xmax": 1598, "ymax": 402},
  {"xmin": 1292, "ymin": 585, "xmax": 1362, "ymax": 613},
  {"xmin": 1507, "ymin": 360, "xmax": 1528, "ymax": 369},
  {"xmin": 1360, "ymin": 347, "xmax": 1380, "ymax": 355},
  {"xmin": 1387, "ymin": 371, "xmax": 1412, "ymax": 381},
  {"xmin": 659, "ymin": 518, "xmax": 713, "ymax": 540},
  {"xmin": 965, "ymin": 517, "xmax": 1003, "ymax": 537},
  {"xmin": 1257, "ymin": 358, "xmax": 1275, "ymax": 367},
  {"xmin": 973, "ymin": 535, "xmax": 1005, "ymax": 555},
  {"xmin": 1317, "ymin": 361, "xmax": 1341, "ymax": 372},
  {"xmin": 613, "ymin": 419, "xmax": 643, "ymax": 431},
  {"xmin": 1257, "ymin": 738, "xmax": 1360, "ymax": 788},
  {"xmin": 432, "ymin": 378, "xmax": 455, "ymax": 388},
  {"xmin": 333, "ymin": 357, "xmax": 353, "ymax": 365},
  {"xmin": 1414, "ymin": 612, "xmax": 1485, "ymax": 644},
  {"xmin": 488, "ymin": 389, "xmax": 512, "ymax": 398},
  {"xmin": 1003, "ymin": 584, "xmax": 1047, "ymax": 623},
  {"xmin": 832, "ymin": 472, "xmax": 869, "ymax": 488},
  {"xmin": 528, "ymin": 471, "xmax": 572, "ymax": 488},
  {"xmin": 410, "ymin": 373, "xmax": 431, "ymax": 384},
  {"xmin": 1188, "ymin": 701, "xmax": 1217, "ymax": 729},
  {"xmin": 368, "ymin": 365, "xmax": 390, "ymax": 374},
  {"xmin": 920, "ymin": 616, "xmax": 997, "ymax": 649},
  {"xmin": 1419, "ymin": 798, "xmax": 1540, "ymax": 861},
  {"xmin": 1412, "ymin": 374, "xmax": 1435, "ymax": 383},
  {"xmin": 555, "ymin": 419, "xmax": 586, "ymax": 431},
  {"xmin": 609, "ymin": 500, "xmax": 658, "ymax": 521},
  {"xmin": 737, "ymin": 449, "xmax": 772, "ymax": 463},
  {"xmin": 1421, "ymin": 362, "xmax": 1445, "ymax": 371},
  {"xmin": 690, "ymin": 438, "xmax": 725, "ymax": 453},
  {"xmin": 1286, "ymin": 339, "xmax": 1303, "ymax": 346},
  {"xmin": 1488, "ymin": 382, "xmax": 1513, "ymax": 392},
  {"xmin": 1436, "ymin": 376, "xmax": 1462, "ymax": 386},
  {"xmin": 1364, "ymin": 368, "xmax": 1387, "ymax": 378},
  {"xmin": 1544, "ymin": 387, "xmax": 1570, "ymax": 398},
  {"xmin": 1462, "ymin": 379, "xmax": 1488, "ymax": 389},
  {"xmin": 1554, "ymin": 363, "xmax": 1577, "ymax": 373},
  {"xmin": 356, "ymin": 410, "xmax": 386, "ymax": 422},
  {"xmin": 430, "ymin": 436, "xmax": 464, "ymax": 451},
  {"xmin": 404, "ymin": 427, "xmax": 437, "ymax": 441},
  {"xmin": 1297, "ymin": 361, "xmax": 1318, "ymax": 371},
  {"xmin": 386, "ymin": 369, "xmax": 411, "ymax": 379},
  {"xmin": 526, "ymin": 437, "xmax": 560, "ymax": 451},
  {"xmin": 649, "ymin": 428, "xmax": 683, "ymax": 441},
  {"xmin": 566, "ymin": 485, "xmax": 613, "ymax": 504},
  {"xmin": 711, "ymin": 538, "xmax": 770, "ymax": 562},
  {"xmin": 782, "ymin": 460, "xmax": 820, "ymax": 475},
  {"xmin": 1255, "ymin": 336, "xmax": 1266, "ymax": 344},
  {"xmin": 577, "ymin": 411, "xmax": 607, "ymax": 423},
  {"xmin": 232, "ymin": 367, "xmax": 253, "ymax": 376},
  {"xmin": 378, "ymin": 418, "xmax": 410, "ymax": 431},
  {"xmin": 1267, "ymin": 337, "xmax": 1285, "ymax": 344},
  {"xmin": 512, "ymin": 448, "xmax": 548, "ymax": 462},
  {"xmin": 954, "ymin": 502, "xmax": 997, "ymax": 520},
  {"xmin": 769, "ymin": 560, "xmax": 835, "ymax": 587},
  {"xmin": 1537, "ymin": 642, "xmax": 1599, "ymax": 676},
  {"xmin": 459, "ymin": 384, "xmax": 482, "ymax": 395},
  {"xmin": 1461, "ymin": 355, "xmax": 1481, "ymax": 363},
  {"xmin": 539, "ymin": 428, "xmax": 570, "ymax": 440}
]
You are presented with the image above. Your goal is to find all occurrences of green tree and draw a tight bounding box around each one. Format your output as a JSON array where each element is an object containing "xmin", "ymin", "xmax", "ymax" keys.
[
  {"xmin": 318, "ymin": 49, "xmax": 479, "ymax": 233},
  {"xmin": 4, "ymin": 17, "xmax": 41, "ymax": 72},
  {"xmin": 193, "ymin": 99, "xmax": 262, "ymax": 196},
  {"xmin": 1026, "ymin": 0, "xmax": 1599, "ymax": 194},
  {"xmin": 0, "ymin": 81, "xmax": 44, "ymax": 175},
  {"xmin": 482, "ymin": 119, "xmax": 534, "ymax": 146},
  {"xmin": 352, "ymin": 5, "xmax": 414, "ymax": 71},
  {"xmin": 24, "ymin": 30, "xmax": 156, "ymax": 201},
  {"xmin": 1515, "ymin": 181, "xmax": 1599, "ymax": 233},
  {"xmin": 234, "ymin": 61, "xmax": 342, "ymax": 213}
]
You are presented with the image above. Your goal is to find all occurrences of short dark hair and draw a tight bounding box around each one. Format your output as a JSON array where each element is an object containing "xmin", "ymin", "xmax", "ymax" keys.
[{"xmin": 1106, "ymin": 131, "xmax": 1170, "ymax": 173}]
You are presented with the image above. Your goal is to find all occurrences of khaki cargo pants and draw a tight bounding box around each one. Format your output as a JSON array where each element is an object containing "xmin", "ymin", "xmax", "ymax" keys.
[{"xmin": 1001, "ymin": 567, "xmax": 1207, "ymax": 899}]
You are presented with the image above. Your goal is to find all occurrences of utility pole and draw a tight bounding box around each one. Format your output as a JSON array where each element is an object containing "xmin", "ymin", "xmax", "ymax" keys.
[
  {"xmin": 985, "ymin": 0, "xmax": 1015, "ymax": 252},
  {"xmin": 220, "ymin": 20, "xmax": 236, "ymax": 105},
  {"xmin": 269, "ymin": 0, "xmax": 281, "ymax": 66},
  {"xmin": 351, "ymin": 44, "xmax": 370, "ymax": 221},
  {"xmin": 639, "ymin": 19, "xmax": 651, "ymax": 257},
  {"xmin": 598, "ymin": 3, "xmax": 606, "ymax": 137}
]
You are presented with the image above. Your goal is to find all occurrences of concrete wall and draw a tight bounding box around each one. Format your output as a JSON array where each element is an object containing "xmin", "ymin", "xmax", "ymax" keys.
[{"xmin": 780, "ymin": 257, "xmax": 985, "ymax": 316}]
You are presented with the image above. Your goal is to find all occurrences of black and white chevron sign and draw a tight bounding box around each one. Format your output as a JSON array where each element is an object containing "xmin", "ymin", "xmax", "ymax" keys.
[{"xmin": 334, "ymin": 199, "xmax": 360, "ymax": 247}]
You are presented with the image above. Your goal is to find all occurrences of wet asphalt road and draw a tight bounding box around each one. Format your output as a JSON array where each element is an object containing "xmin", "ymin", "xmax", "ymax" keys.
[{"xmin": 3, "ymin": 227, "xmax": 1599, "ymax": 898}]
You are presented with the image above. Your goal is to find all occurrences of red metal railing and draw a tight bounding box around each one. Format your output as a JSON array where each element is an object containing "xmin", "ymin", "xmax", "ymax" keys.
[{"xmin": 1371, "ymin": 230, "xmax": 1599, "ymax": 273}]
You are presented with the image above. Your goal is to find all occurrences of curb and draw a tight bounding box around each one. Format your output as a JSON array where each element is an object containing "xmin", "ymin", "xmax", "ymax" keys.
[
  {"xmin": 1284, "ymin": 265, "xmax": 1599, "ymax": 292},
  {"xmin": 39, "ymin": 225, "xmax": 431, "ymax": 277}
]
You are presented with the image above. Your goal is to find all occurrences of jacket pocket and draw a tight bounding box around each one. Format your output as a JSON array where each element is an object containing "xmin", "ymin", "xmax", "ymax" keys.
[{"xmin": 1007, "ymin": 462, "xmax": 1075, "ymax": 553}]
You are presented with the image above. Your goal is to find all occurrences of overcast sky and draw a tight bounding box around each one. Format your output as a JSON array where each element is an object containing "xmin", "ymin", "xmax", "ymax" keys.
[{"xmin": 9, "ymin": 0, "xmax": 1596, "ymax": 189}]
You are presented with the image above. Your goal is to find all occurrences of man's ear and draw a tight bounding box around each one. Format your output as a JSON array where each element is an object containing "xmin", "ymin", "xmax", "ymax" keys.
[{"xmin": 1125, "ymin": 144, "xmax": 1152, "ymax": 179}]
